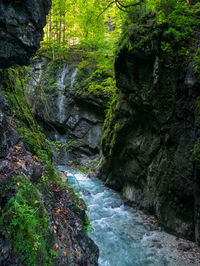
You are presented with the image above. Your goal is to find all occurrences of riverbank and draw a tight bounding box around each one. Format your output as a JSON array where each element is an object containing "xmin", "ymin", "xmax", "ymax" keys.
[
  {"xmin": 0, "ymin": 145, "xmax": 99, "ymax": 265},
  {"xmin": 59, "ymin": 165, "xmax": 200, "ymax": 265},
  {"xmin": 139, "ymin": 210, "xmax": 200, "ymax": 266}
]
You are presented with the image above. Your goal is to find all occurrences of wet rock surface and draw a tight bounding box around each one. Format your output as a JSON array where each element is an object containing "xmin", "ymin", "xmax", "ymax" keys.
[
  {"xmin": 46, "ymin": 181, "xmax": 99, "ymax": 266},
  {"xmin": 0, "ymin": 86, "xmax": 99, "ymax": 265},
  {"xmin": 0, "ymin": 0, "xmax": 99, "ymax": 264},
  {"xmin": 27, "ymin": 57, "xmax": 107, "ymax": 162},
  {"xmin": 100, "ymin": 19, "xmax": 200, "ymax": 241},
  {"xmin": 0, "ymin": 103, "xmax": 19, "ymax": 158},
  {"xmin": 59, "ymin": 166, "xmax": 200, "ymax": 266},
  {"xmin": 0, "ymin": 93, "xmax": 11, "ymax": 116},
  {"xmin": 0, "ymin": 145, "xmax": 99, "ymax": 265},
  {"xmin": 0, "ymin": 0, "xmax": 51, "ymax": 67},
  {"xmin": 139, "ymin": 210, "xmax": 200, "ymax": 265}
]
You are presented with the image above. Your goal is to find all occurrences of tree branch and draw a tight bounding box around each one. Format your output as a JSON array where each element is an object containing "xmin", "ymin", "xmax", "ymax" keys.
[
  {"xmin": 115, "ymin": 1, "xmax": 129, "ymax": 12},
  {"xmin": 115, "ymin": 0, "xmax": 141, "ymax": 9},
  {"xmin": 98, "ymin": 0, "xmax": 141, "ymax": 17},
  {"xmin": 97, "ymin": 1, "xmax": 115, "ymax": 17}
]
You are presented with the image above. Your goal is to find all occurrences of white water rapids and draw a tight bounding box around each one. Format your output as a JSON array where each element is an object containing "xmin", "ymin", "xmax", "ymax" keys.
[{"xmin": 58, "ymin": 166, "xmax": 193, "ymax": 266}]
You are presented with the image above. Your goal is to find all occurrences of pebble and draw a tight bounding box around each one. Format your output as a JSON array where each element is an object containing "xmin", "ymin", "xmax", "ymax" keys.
[
  {"xmin": 145, "ymin": 225, "xmax": 151, "ymax": 231},
  {"xmin": 178, "ymin": 242, "xmax": 193, "ymax": 251},
  {"xmin": 82, "ymin": 190, "xmax": 91, "ymax": 196},
  {"xmin": 150, "ymin": 243, "xmax": 163, "ymax": 249}
]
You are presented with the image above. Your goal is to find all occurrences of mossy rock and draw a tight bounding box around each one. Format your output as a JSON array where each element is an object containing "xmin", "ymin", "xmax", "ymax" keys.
[{"xmin": 0, "ymin": 174, "xmax": 54, "ymax": 266}]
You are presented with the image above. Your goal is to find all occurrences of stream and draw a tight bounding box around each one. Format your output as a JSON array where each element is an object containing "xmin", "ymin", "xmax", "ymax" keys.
[{"xmin": 58, "ymin": 166, "xmax": 191, "ymax": 266}]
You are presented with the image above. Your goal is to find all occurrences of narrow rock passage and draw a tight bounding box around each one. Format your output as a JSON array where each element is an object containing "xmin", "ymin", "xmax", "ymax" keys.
[{"xmin": 58, "ymin": 166, "xmax": 196, "ymax": 266}]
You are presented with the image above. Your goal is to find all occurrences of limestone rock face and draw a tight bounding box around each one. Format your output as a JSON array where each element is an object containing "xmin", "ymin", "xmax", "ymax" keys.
[
  {"xmin": 100, "ymin": 27, "xmax": 200, "ymax": 241},
  {"xmin": 27, "ymin": 57, "xmax": 107, "ymax": 162},
  {"xmin": 0, "ymin": 0, "xmax": 51, "ymax": 67}
]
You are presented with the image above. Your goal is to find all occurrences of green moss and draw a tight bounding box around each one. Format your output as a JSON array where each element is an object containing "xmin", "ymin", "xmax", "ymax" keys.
[
  {"xmin": 36, "ymin": 48, "xmax": 83, "ymax": 65},
  {"xmin": 120, "ymin": 3, "xmax": 200, "ymax": 68},
  {"xmin": 72, "ymin": 68, "xmax": 91, "ymax": 94},
  {"xmin": 83, "ymin": 213, "xmax": 93, "ymax": 233},
  {"xmin": 0, "ymin": 175, "xmax": 53, "ymax": 266},
  {"xmin": 76, "ymin": 160, "xmax": 99, "ymax": 174},
  {"xmin": 73, "ymin": 64, "xmax": 117, "ymax": 99},
  {"xmin": 22, "ymin": 130, "xmax": 52, "ymax": 159},
  {"xmin": 101, "ymin": 93, "xmax": 120, "ymax": 157},
  {"xmin": 1, "ymin": 66, "xmax": 54, "ymax": 166}
]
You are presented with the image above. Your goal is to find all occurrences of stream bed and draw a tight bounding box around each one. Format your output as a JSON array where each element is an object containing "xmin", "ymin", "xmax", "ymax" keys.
[{"xmin": 58, "ymin": 166, "xmax": 194, "ymax": 266}]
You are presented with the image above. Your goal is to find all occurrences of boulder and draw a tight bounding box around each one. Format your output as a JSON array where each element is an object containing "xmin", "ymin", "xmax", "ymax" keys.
[{"xmin": 0, "ymin": 0, "xmax": 51, "ymax": 67}]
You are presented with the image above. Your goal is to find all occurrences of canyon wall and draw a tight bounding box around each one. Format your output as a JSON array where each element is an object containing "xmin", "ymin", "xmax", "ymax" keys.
[
  {"xmin": 0, "ymin": 1, "xmax": 99, "ymax": 264},
  {"xmin": 0, "ymin": 0, "xmax": 51, "ymax": 67},
  {"xmin": 100, "ymin": 17, "xmax": 200, "ymax": 243},
  {"xmin": 27, "ymin": 57, "xmax": 107, "ymax": 163}
]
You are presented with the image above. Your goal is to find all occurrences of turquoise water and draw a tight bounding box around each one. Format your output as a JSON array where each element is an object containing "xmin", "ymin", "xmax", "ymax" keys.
[{"xmin": 58, "ymin": 166, "xmax": 182, "ymax": 266}]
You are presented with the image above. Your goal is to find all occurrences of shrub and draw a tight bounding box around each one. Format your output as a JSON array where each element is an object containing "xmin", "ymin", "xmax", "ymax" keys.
[{"xmin": 0, "ymin": 175, "xmax": 53, "ymax": 266}]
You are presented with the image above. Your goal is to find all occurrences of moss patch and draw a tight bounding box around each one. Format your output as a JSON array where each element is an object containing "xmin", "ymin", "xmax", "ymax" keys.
[{"xmin": 0, "ymin": 174, "xmax": 53, "ymax": 266}]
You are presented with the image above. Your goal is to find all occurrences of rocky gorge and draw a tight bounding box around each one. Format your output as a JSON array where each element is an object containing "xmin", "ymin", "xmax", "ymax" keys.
[
  {"xmin": 1, "ymin": 0, "xmax": 200, "ymax": 265},
  {"xmin": 0, "ymin": 1, "xmax": 99, "ymax": 265},
  {"xmin": 0, "ymin": 0, "xmax": 51, "ymax": 68},
  {"xmin": 26, "ymin": 57, "xmax": 107, "ymax": 163},
  {"xmin": 100, "ymin": 13, "xmax": 200, "ymax": 245}
]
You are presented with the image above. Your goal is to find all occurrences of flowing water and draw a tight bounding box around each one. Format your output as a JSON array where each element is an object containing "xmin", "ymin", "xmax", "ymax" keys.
[
  {"xmin": 58, "ymin": 166, "xmax": 190, "ymax": 266},
  {"xmin": 55, "ymin": 64, "xmax": 77, "ymax": 124},
  {"xmin": 70, "ymin": 68, "xmax": 78, "ymax": 88},
  {"xmin": 56, "ymin": 64, "xmax": 77, "ymax": 91},
  {"xmin": 57, "ymin": 93, "xmax": 66, "ymax": 123},
  {"xmin": 56, "ymin": 64, "xmax": 69, "ymax": 91}
]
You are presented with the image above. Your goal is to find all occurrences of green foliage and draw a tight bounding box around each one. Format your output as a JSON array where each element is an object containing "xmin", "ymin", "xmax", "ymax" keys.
[
  {"xmin": 83, "ymin": 214, "xmax": 94, "ymax": 233},
  {"xmin": 50, "ymin": 140, "xmax": 77, "ymax": 153},
  {"xmin": 49, "ymin": 249, "xmax": 58, "ymax": 259},
  {"xmin": 82, "ymin": 70, "xmax": 117, "ymax": 98},
  {"xmin": 2, "ymin": 67, "xmax": 54, "ymax": 163},
  {"xmin": 22, "ymin": 130, "xmax": 53, "ymax": 161},
  {"xmin": 62, "ymin": 52, "xmax": 119, "ymax": 100},
  {"xmin": 0, "ymin": 175, "xmax": 53, "ymax": 266},
  {"xmin": 40, "ymin": 0, "xmax": 128, "ymax": 82},
  {"xmin": 79, "ymin": 160, "xmax": 99, "ymax": 174},
  {"xmin": 0, "ymin": 67, "xmax": 67, "ymax": 264},
  {"xmin": 1, "ymin": 65, "xmax": 64, "ymax": 189},
  {"xmin": 160, "ymin": 3, "xmax": 198, "ymax": 60},
  {"xmin": 42, "ymin": 0, "xmax": 122, "ymax": 53},
  {"xmin": 43, "ymin": 163, "xmax": 58, "ymax": 182},
  {"xmin": 101, "ymin": 93, "xmax": 120, "ymax": 157},
  {"xmin": 156, "ymin": 0, "xmax": 178, "ymax": 17},
  {"xmin": 118, "ymin": 1, "xmax": 200, "ymax": 67}
]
